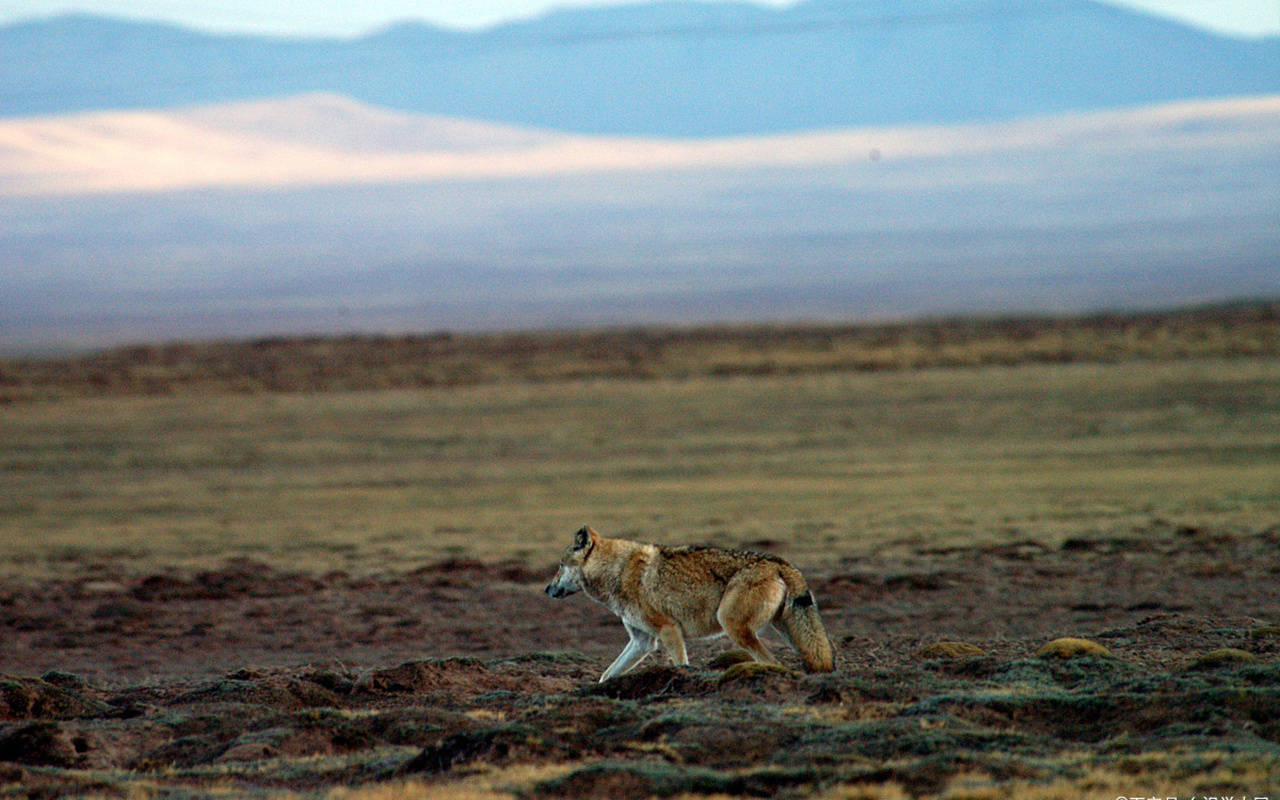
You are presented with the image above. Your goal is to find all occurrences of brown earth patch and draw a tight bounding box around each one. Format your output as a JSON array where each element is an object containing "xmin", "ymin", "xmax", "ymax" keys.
[{"xmin": 0, "ymin": 524, "xmax": 1277, "ymax": 798}]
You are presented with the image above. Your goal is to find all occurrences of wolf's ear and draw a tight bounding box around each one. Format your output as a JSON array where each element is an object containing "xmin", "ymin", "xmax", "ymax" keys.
[{"xmin": 573, "ymin": 525, "xmax": 596, "ymax": 550}]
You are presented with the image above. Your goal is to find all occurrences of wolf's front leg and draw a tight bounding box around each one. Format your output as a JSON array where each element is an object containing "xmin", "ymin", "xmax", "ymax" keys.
[{"xmin": 600, "ymin": 625, "xmax": 657, "ymax": 682}]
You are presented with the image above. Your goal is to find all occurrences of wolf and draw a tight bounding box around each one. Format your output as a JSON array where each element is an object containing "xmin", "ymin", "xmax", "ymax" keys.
[{"xmin": 545, "ymin": 525, "xmax": 834, "ymax": 681}]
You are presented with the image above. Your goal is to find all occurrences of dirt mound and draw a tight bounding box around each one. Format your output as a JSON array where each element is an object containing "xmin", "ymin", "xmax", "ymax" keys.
[
  {"xmin": 358, "ymin": 658, "xmax": 572, "ymax": 702},
  {"xmin": 358, "ymin": 658, "xmax": 488, "ymax": 694},
  {"xmin": 585, "ymin": 665, "xmax": 711, "ymax": 700},
  {"xmin": 0, "ymin": 677, "xmax": 110, "ymax": 720},
  {"xmin": 168, "ymin": 673, "xmax": 343, "ymax": 710},
  {"xmin": 0, "ymin": 722, "xmax": 85, "ymax": 767}
]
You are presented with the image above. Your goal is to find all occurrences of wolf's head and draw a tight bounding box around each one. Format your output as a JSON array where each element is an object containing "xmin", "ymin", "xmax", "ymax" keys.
[{"xmin": 544, "ymin": 525, "xmax": 597, "ymax": 599}]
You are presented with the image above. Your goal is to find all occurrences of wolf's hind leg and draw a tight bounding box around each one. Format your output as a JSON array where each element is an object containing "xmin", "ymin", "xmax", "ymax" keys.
[
  {"xmin": 717, "ymin": 574, "xmax": 786, "ymax": 665},
  {"xmin": 654, "ymin": 622, "xmax": 689, "ymax": 667},
  {"xmin": 600, "ymin": 625, "xmax": 656, "ymax": 682}
]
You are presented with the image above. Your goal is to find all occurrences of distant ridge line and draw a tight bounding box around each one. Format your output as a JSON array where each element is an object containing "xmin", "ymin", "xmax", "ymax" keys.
[
  {"xmin": 2, "ymin": 1, "xmax": 1278, "ymax": 135},
  {"xmin": 3, "ymin": 299, "xmax": 1277, "ymax": 403}
]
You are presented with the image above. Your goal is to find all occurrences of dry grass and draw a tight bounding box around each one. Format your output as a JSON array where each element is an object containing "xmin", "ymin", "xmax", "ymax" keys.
[
  {"xmin": 319, "ymin": 762, "xmax": 581, "ymax": 800},
  {"xmin": 2, "ymin": 352, "xmax": 1278, "ymax": 579},
  {"xmin": 2, "ymin": 301, "xmax": 1278, "ymax": 402},
  {"xmin": 933, "ymin": 755, "xmax": 1280, "ymax": 799}
]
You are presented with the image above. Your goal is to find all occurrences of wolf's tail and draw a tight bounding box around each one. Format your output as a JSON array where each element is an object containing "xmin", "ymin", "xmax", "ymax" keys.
[{"xmin": 777, "ymin": 569, "xmax": 835, "ymax": 673}]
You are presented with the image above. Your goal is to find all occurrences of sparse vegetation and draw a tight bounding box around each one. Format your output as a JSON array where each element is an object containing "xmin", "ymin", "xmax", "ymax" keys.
[
  {"xmin": 1, "ymin": 303, "xmax": 1277, "ymax": 797},
  {"xmin": 1034, "ymin": 638, "xmax": 1114, "ymax": 659},
  {"xmin": 2, "ymin": 300, "xmax": 1277, "ymax": 402},
  {"xmin": 2, "ymin": 647, "xmax": 1279, "ymax": 798},
  {"xmin": 1185, "ymin": 648, "xmax": 1259, "ymax": 670},
  {"xmin": 919, "ymin": 642, "xmax": 986, "ymax": 660}
]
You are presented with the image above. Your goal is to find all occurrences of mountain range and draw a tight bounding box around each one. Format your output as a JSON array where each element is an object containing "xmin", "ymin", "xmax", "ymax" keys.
[
  {"xmin": 2, "ymin": 0, "xmax": 1279, "ymax": 352},
  {"xmin": 3, "ymin": 0, "xmax": 1279, "ymax": 135}
]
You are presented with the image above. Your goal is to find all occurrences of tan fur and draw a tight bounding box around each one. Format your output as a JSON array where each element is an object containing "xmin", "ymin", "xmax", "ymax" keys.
[{"xmin": 545, "ymin": 525, "xmax": 835, "ymax": 681}]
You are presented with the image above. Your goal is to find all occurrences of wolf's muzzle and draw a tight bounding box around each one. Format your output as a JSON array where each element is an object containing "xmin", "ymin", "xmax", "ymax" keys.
[{"xmin": 545, "ymin": 583, "xmax": 574, "ymax": 599}]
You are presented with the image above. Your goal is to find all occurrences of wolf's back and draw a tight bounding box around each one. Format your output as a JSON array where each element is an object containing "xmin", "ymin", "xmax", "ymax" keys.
[{"xmin": 657, "ymin": 545, "xmax": 785, "ymax": 586}]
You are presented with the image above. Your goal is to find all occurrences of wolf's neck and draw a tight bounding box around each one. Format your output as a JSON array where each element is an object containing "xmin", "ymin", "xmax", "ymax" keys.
[{"xmin": 582, "ymin": 538, "xmax": 645, "ymax": 605}]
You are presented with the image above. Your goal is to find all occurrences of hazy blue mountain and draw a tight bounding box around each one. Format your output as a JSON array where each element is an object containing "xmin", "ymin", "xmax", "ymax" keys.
[{"xmin": 2, "ymin": 0, "xmax": 1278, "ymax": 135}]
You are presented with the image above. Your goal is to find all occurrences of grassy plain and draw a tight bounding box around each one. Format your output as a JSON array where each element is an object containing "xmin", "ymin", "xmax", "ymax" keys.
[
  {"xmin": 2, "ymin": 312, "xmax": 1280, "ymax": 799},
  {"xmin": 2, "ymin": 353, "xmax": 1278, "ymax": 578}
]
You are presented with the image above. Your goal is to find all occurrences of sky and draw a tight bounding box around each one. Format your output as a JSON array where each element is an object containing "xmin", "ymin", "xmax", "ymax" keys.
[{"xmin": 0, "ymin": 0, "xmax": 1277, "ymax": 38}]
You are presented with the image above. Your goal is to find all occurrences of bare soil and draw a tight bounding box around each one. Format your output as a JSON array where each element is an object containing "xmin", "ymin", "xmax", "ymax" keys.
[{"xmin": 3, "ymin": 522, "xmax": 1279, "ymax": 798}]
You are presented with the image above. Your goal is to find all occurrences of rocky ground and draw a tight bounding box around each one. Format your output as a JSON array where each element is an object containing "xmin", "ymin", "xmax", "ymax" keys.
[{"xmin": 2, "ymin": 522, "xmax": 1279, "ymax": 798}]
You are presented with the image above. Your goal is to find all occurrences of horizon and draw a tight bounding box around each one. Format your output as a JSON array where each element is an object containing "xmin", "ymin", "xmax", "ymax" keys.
[{"xmin": 1, "ymin": 0, "xmax": 1278, "ymax": 39}]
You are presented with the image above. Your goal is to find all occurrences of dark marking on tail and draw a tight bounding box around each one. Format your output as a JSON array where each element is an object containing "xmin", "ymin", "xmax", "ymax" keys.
[{"xmin": 793, "ymin": 591, "xmax": 814, "ymax": 609}]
